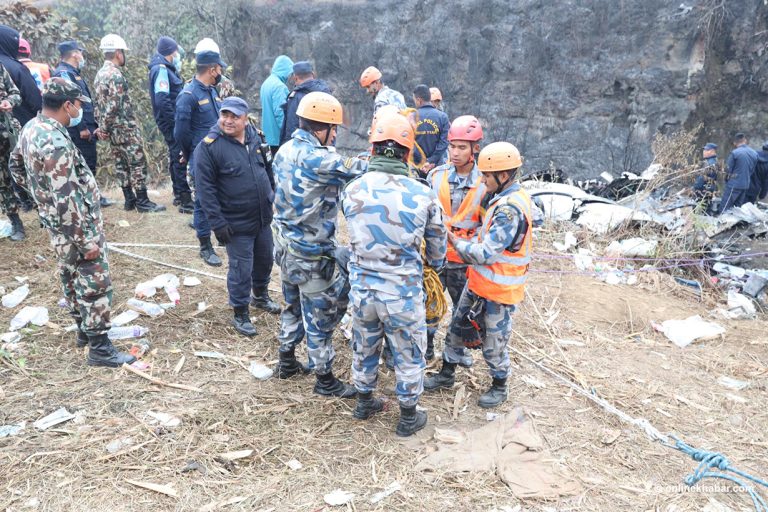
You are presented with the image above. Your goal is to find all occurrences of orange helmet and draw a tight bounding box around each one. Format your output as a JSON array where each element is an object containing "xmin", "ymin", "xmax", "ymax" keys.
[
  {"xmin": 477, "ymin": 142, "xmax": 523, "ymax": 172},
  {"xmin": 369, "ymin": 105, "xmax": 401, "ymax": 139},
  {"xmin": 296, "ymin": 91, "xmax": 343, "ymax": 125},
  {"xmin": 370, "ymin": 112, "xmax": 415, "ymax": 151},
  {"xmin": 447, "ymin": 115, "xmax": 483, "ymax": 142},
  {"xmin": 360, "ymin": 66, "xmax": 382, "ymax": 87},
  {"xmin": 430, "ymin": 87, "xmax": 442, "ymax": 101}
]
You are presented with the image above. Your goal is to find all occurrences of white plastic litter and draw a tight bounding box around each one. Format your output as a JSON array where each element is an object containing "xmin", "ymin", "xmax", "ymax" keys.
[
  {"xmin": 723, "ymin": 290, "xmax": 756, "ymax": 319},
  {"xmin": 34, "ymin": 407, "xmax": 76, "ymax": 430},
  {"xmin": 111, "ymin": 309, "xmax": 140, "ymax": 327},
  {"xmin": 0, "ymin": 422, "xmax": 25, "ymax": 437},
  {"xmin": 605, "ymin": 237, "xmax": 658, "ymax": 258},
  {"xmin": 249, "ymin": 361, "xmax": 273, "ymax": 380},
  {"xmin": 718, "ymin": 376, "xmax": 749, "ymax": 390},
  {"xmin": 194, "ymin": 351, "xmax": 226, "ymax": 359},
  {"xmin": 552, "ymin": 231, "xmax": 578, "ymax": 252},
  {"xmin": 324, "ymin": 489, "xmax": 354, "ymax": 506},
  {"xmin": 286, "ymin": 459, "xmax": 303, "ymax": 471},
  {"xmin": 134, "ymin": 280, "xmax": 157, "ymax": 298},
  {"xmin": 183, "ymin": 276, "xmax": 202, "ymax": 287},
  {"xmin": 2, "ymin": 284, "xmax": 29, "ymax": 308},
  {"xmin": 573, "ymin": 249, "xmax": 594, "ymax": 271},
  {"xmin": 712, "ymin": 262, "xmax": 747, "ymax": 279},
  {"xmin": 107, "ymin": 325, "xmax": 149, "ymax": 341},
  {"xmin": 145, "ymin": 411, "xmax": 181, "ymax": 428},
  {"xmin": 127, "ymin": 298, "xmax": 165, "ymax": 317},
  {"xmin": 575, "ymin": 203, "xmax": 656, "ymax": 234},
  {"xmin": 106, "ymin": 437, "xmax": 134, "ymax": 453},
  {"xmin": 10, "ymin": 306, "xmax": 48, "ymax": 331},
  {"xmin": 369, "ymin": 481, "xmax": 402, "ymax": 504},
  {"xmin": 1, "ymin": 331, "xmax": 21, "ymax": 343},
  {"xmin": 656, "ymin": 315, "xmax": 725, "ymax": 348},
  {"xmin": 0, "ymin": 219, "xmax": 11, "ymax": 238}
]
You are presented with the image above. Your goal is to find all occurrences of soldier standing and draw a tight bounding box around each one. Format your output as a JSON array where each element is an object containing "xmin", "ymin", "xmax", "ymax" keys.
[
  {"xmin": 9, "ymin": 78, "xmax": 135, "ymax": 367},
  {"xmin": 93, "ymin": 34, "xmax": 165, "ymax": 213},
  {"xmin": 0, "ymin": 62, "xmax": 25, "ymax": 241}
]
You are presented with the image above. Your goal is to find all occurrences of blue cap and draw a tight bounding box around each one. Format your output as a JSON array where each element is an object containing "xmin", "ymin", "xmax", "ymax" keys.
[
  {"xmin": 702, "ymin": 143, "xmax": 717, "ymax": 151},
  {"xmin": 196, "ymin": 50, "xmax": 226, "ymax": 68},
  {"xmin": 58, "ymin": 40, "xmax": 84, "ymax": 56},
  {"xmin": 220, "ymin": 97, "xmax": 249, "ymax": 116},
  {"xmin": 293, "ymin": 61, "xmax": 313, "ymax": 75},
  {"xmin": 156, "ymin": 36, "xmax": 178, "ymax": 57}
]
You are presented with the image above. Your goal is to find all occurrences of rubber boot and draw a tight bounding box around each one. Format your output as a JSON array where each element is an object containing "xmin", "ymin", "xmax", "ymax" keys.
[
  {"xmin": 425, "ymin": 331, "xmax": 435, "ymax": 361},
  {"xmin": 232, "ymin": 306, "xmax": 257, "ymax": 336},
  {"xmin": 276, "ymin": 348, "xmax": 309, "ymax": 379},
  {"xmin": 250, "ymin": 287, "xmax": 281, "ymax": 314},
  {"xmin": 199, "ymin": 236, "xmax": 222, "ymax": 267},
  {"xmin": 177, "ymin": 191, "xmax": 194, "ymax": 214},
  {"xmin": 74, "ymin": 319, "xmax": 88, "ymax": 348},
  {"xmin": 353, "ymin": 391, "xmax": 385, "ymax": 420},
  {"xmin": 396, "ymin": 403, "xmax": 427, "ymax": 437},
  {"xmin": 99, "ymin": 196, "xmax": 114, "ymax": 208},
  {"xmin": 313, "ymin": 372, "xmax": 357, "ymax": 399},
  {"xmin": 423, "ymin": 361, "xmax": 456, "ymax": 391},
  {"xmin": 478, "ymin": 377, "xmax": 508, "ymax": 409},
  {"xmin": 135, "ymin": 188, "xmax": 166, "ymax": 213},
  {"xmin": 87, "ymin": 333, "xmax": 136, "ymax": 368},
  {"xmin": 8, "ymin": 213, "xmax": 25, "ymax": 242},
  {"xmin": 122, "ymin": 186, "xmax": 136, "ymax": 211}
]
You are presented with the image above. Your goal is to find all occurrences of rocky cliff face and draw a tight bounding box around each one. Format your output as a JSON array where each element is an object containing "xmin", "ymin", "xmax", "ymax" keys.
[{"xmin": 219, "ymin": 0, "xmax": 767, "ymax": 178}]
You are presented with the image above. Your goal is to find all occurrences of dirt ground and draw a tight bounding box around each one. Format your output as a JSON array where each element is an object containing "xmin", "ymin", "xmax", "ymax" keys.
[{"xmin": 1, "ymin": 188, "xmax": 767, "ymax": 512}]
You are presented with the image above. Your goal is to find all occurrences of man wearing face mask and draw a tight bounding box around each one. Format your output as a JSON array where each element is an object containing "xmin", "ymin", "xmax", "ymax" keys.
[
  {"xmin": 149, "ymin": 36, "xmax": 192, "ymax": 214},
  {"xmin": 53, "ymin": 40, "xmax": 114, "ymax": 209},
  {"xmin": 94, "ymin": 34, "xmax": 165, "ymax": 213}
]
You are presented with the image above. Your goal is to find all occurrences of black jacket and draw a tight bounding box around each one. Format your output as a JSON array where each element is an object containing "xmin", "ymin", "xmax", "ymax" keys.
[
  {"xmin": 279, "ymin": 78, "xmax": 332, "ymax": 145},
  {"xmin": 0, "ymin": 25, "xmax": 41, "ymax": 127},
  {"xmin": 194, "ymin": 124, "xmax": 275, "ymax": 235},
  {"xmin": 148, "ymin": 54, "xmax": 183, "ymax": 143},
  {"xmin": 52, "ymin": 61, "xmax": 96, "ymax": 134}
]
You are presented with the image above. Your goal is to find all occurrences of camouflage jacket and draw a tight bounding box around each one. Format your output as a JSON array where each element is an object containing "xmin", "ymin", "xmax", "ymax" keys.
[
  {"xmin": 272, "ymin": 128, "xmax": 368, "ymax": 258},
  {"xmin": 9, "ymin": 114, "xmax": 104, "ymax": 253},
  {"xmin": 218, "ymin": 75, "xmax": 237, "ymax": 99},
  {"xmin": 0, "ymin": 63, "xmax": 21, "ymax": 140},
  {"xmin": 341, "ymin": 156, "xmax": 446, "ymax": 297},
  {"xmin": 373, "ymin": 86, "xmax": 406, "ymax": 114},
  {"xmin": 93, "ymin": 61, "xmax": 139, "ymax": 138}
]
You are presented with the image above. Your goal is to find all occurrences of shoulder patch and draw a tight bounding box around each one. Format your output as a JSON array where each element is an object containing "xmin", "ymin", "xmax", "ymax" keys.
[
  {"xmin": 343, "ymin": 157, "xmax": 355, "ymax": 169},
  {"xmin": 198, "ymin": 98, "xmax": 210, "ymax": 106},
  {"xmin": 154, "ymin": 67, "xmax": 170, "ymax": 94},
  {"xmin": 203, "ymin": 134, "xmax": 218, "ymax": 144}
]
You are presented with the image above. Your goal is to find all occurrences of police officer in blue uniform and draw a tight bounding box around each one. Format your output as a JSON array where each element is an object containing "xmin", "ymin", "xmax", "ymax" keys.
[
  {"xmin": 175, "ymin": 50, "xmax": 224, "ymax": 266},
  {"xmin": 149, "ymin": 36, "xmax": 192, "ymax": 213}
]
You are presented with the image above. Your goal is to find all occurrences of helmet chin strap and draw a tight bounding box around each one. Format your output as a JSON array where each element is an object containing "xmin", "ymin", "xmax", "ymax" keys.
[{"xmin": 321, "ymin": 124, "xmax": 333, "ymax": 146}]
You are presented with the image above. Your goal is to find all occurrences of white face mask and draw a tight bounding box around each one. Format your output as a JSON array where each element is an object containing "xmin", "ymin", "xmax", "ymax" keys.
[{"xmin": 67, "ymin": 103, "xmax": 83, "ymax": 127}]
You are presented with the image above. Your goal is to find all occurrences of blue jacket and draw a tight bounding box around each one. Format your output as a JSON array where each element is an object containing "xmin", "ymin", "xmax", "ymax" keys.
[
  {"xmin": 279, "ymin": 78, "xmax": 332, "ymax": 145},
  {"xmin": 52, "ymin": 61, "xmax": 96, "ymax": 135},
  {"xmin": 174, "ymin": 77, "xmax": 221, "ymax": 160},
  {"xmin": 414, "ymin": 104, "xmax": 450, "ymax": 166},
  {"xmin": 148, "ymin": 53, "xmax": 184, "ymax": 143},
  {"xmin": 0, "ymin": 26, "xmax": 41, "ymax": 127},
  {"xmin": 260, "ymin": 55, "xmax": 293, "ymax": 146},
  {"xmin": 194, "ymin": 124, "xmax": 275, "ymax": 235},
  {"xmin": 725, "ymin": 144, "xmax": 758, "ymax": 190}
]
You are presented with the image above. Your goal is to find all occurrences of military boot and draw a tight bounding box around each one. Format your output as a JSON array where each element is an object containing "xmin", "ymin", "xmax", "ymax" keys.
[
  {"xmin": 276, "ymin": 348, "xmax": 310, "ymax": 379},
  {"xmin": 122, "ymin": 186, "xmax": 136, "ymax": 211},
  {"xmin": 74, "ymin": 319, "xmax": 88, "ymax": 348},
  {"xmin": 353, "ymin": 391, "xmax": 385, "ymax": 420},
  {"xmin": 135, "ymin": 188, "xmax": 166, "ymax": 213},
  {"xmin": 99, "ymin": 196, "xmax": 114, "ymax": 208},
  {"xmin": 177, "ymin": 191, "xmax": 194, "ymax": 214},
  {"xmin": 313, "ymin": 372, "xmax": 357, "ymax": 399},
  {"xmin": 423, "ymin": 361, "xmax": 456, "ymax": 391},
  {"xmin": 478, "ymin": 377, "xmax": 508, "ymax": 408},
  {"xmin": 199, "ymin": 236, "xmax": 222, "ymax": 266},
  {"xmin": 232, "ymin": 306, "xmax": 257, "ymax": 336},
  {"xmin": 87, "ymin": 333, "xmax": 136, "ymax": 368},
  {"xmin": 396, "ymin": 403, "xmax": 427, "ymax": 437},
  {"xmin": 8, "ymin": 213, "xmax": 25, "ymax": 242},
  {"xmin": 250, "ymin": 287, "xmax": 281, "ymax": 314},
  {"xmin": 425, "ymin": 331, "xmax": 435, "ymax": 361}
]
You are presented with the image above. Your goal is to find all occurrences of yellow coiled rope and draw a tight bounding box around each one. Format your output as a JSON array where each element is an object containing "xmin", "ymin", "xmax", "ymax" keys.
[{"xmin": 423, "ymin": 242, "xmax": 448, "ymax": 327}]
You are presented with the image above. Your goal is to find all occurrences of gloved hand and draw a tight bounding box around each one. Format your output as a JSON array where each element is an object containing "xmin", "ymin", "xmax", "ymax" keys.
[{"xmin": 214, "ymin": 225, "xmax": 233, "ymax": 245}]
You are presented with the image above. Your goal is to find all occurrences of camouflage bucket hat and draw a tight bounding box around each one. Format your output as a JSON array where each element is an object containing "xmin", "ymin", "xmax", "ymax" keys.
[{"xmin": 42, "ymin": 77, "xmax": 91, "ymax": 104}]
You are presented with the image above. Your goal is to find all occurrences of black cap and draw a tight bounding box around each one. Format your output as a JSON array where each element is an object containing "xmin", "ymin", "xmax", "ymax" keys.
[
  {"xmin": 196, "ymin": 50, "xmax": 226, "ymax": 68},
  {"xmin": 58, "ymin": 40, "xmax": 84, "ymax": 56}
]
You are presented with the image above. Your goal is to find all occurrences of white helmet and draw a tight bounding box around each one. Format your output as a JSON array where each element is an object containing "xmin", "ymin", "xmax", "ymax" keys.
[
  {"xmin": 99, "ymin": 34, "xmax": 129, "ymax": 52},
  {"xmin": 194, "ymin": 38, "xmax": 219, "ymax": 54}
]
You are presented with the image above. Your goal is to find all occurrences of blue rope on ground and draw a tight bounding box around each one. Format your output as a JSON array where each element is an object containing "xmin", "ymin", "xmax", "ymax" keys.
[{"xmin": 671, "ymin": 436, "xmax": 768, "ymax": 511}]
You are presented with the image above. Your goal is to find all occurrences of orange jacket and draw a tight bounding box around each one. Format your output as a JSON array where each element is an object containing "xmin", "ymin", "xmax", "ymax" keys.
[{"xmin": 431, "ymin": 166, "xmax": 485, "ymax": 263}]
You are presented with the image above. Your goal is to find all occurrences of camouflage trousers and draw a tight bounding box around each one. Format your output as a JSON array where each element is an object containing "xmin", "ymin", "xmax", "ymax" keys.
[
  {"xmin": 109, "ymin": 129, "xmax": 148, "ymax": 189},
  {"xmin": 443, "ymin": 286, "xmax": 514, "ymax": 380},
  {"xmin": 277, "ymin": 248, "xmax": 350, "ymax": 375},
  {"xmin": 350, "ymin": 289, "xmax": 427, "ymax": 406},
  {"xmin": 55, "ymin": 241, "xmax": 113, "ymax": 337},
  {"xmin": 0, "ymin": 135, "xmax": 19, "ymax": 215}
]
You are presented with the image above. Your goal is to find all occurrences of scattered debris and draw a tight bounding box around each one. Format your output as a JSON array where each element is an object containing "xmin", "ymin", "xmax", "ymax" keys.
[
  {"xmin": 127, "ymin": 298, "xmax": 165, "ymax": 317},
  {"xmin": 552, "ymin": 231, "xmax": 578, "ymax": 252},
  {"xmin": 111, "ymin": 309, "xmax": 141, "ymax": 327},
  {"xmin": 521, "ymin": 375, "xmax": 547, "ymax": 389},
  {"xmin": 108, "ymin": 325, "xmax": 149, "ymax": 341},
  {"xmin": 216, "ymin": 449, "xmax": 254, "ymax": 462},
  {"xmin": 123, "ymin": 363, "xmax": 204, "ymax": 392},
  {"xmin": 182, "ymin": 276, "xmax": 201, "ymax": 287},
  {"xmin": 717, "ymin": 376, "xmax": 749, "ymax": 391},
  {"xmin": 9, "ymin": 306, "xmax": 48, "ymax": 331},
  {"xmin": 194, "ymin": 351, "xmax": 227, "ymax": 359},
  {"xmin": 145, "ymin": 411, "xmax": 181, "ymax": 428},
  {"xmin": 486, "ymin": 412, "xmax": 501, "ymax": 421},
  {"xmin": 369, "ymin": 481, "xmax": 401, "ymax": 504},
  {"xmin": 180, "ymin": 460, "xmax": 207, "ymax": 475},
  {"xmin": 654, "ymin": 315, "xmax": 726, "ymax": 348},
  {"xmin": 286, "ymin": 459, "xmax": 303, "ymax": 471},
  {"xmin": 106, "ymin": 437, "xmax": 134, "ymax": 453},
  {"xmin": 2, "ymin": 284, "xmax": 29, "ymax": 308},
  {"xmin": 0, "ymin": 422, "xmax": 25, "ymax": 437},
  {"xmin": 0, "ymin": 219, "xmax": 12, "ymax": 238},
  {"xmin": 125, "ymin": 479, "xmax": 178, "ymax": 498},
  {"xmin": 117, "ymin": 219, "xmax": 130, "ymax": 227},
  {"xmin": 605, "ymin": 237, "xmax": 658, "ymax": 258},
  {"xmin": 324, "ymin": 489, "xmax": 354, "ymax": 506},
  {"xmin": 34, "ymin": 407, "xmax": 76, "ymax": 430},
  {"xmin": 248, "ymin": 361, "xmax": 273, "ymax": 380},
  {"xmin": 1, "ymin": 331, "xmax": 21, "ymax": 343},
  {"xmin": 722, "ymin": 290, "xmax": 757, "ymax": 319},
  {"xmin": 434, "ymin": 428, "xmax": 465, "ymax": 444}
]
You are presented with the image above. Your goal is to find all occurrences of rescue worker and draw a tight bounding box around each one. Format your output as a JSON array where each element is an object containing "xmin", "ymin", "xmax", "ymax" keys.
[
  {"xmin": 278, "ymin": 61, "xmax": 332, "ymax": 146},
  {"xmin": 53, "ymin": 40, "xmax": 114, "ymax": 209},
  {"xmin": 692, "ymin": 142, "xmax": 719, "ymax": 213},
  {"xmin": 175, "ymin": 50, "xmax": 225, "ymax": 267},
  {"xmin": 755, "ymin": 142, "xmax": 768, "ymax": 203},
  {"xmin": 9, "ymin": 78, "xmax": 135, "ymax": 367},
  {"xmin": 272, "ymin": 91, "xmax": 368, "ymax": 397},
  {"xmin": 18, "ymin": 38, "xmax": 51, "ymax": 91},
  {"xmin": 430, "ymin": 87, "xmax": 443, "ymax": 111},
  {"xmin": 260, "ymin": 55, "xmax": 293, "ymax": 155},
  {"xmin": 93, "ymin": 34, "xmax": 165, "ymax": 213},
  {"xmin": 412, "ymin": 83, "xmax": 449, "ymax": 174},
  {"xmin": 426, "ymin": 115, "xmax": 485, "ymax": 363},
  {"xmin": 148, "ymin": 36, "xmax": 193, "ymax": 213},
  {"xmin": 195, "ymin": 97, "xmax": 280, "ymax": 335},
  {"xmin": 720, "ymin": 133, "xmax": 757, "ymax": 213},
  {"xmin": 359, "ymin": 66, "xmax": 406, "ymax": 116},
  {"xmin": 0, "ymin": 61, "xmax": 24, "ymax": 241},
  {"xmin": 425, "ymin": 142, "xmax": 533, "ymax": 409},
  {"xmin": 193, "ymin": 38, "xmax": 237, "ymax": 99},
  {"xmin": 342, "ymin": 112, "xmax": 446, "ymax": 436}
]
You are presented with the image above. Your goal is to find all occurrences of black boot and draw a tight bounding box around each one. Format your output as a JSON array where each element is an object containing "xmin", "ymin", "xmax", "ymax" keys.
[
  {"xmin": 122, "ymin": 186, "xmax": 136, "ymax": 211},
  {"xmin": 74, "ymin": 319, "xmax": 88, "ymax": 348},
  {"xmin": 353, "ymin": 391, "xmax": 385, "ymax": 420},
  {"xmin": 177, "ymin": 191, "xmax": 194, "ymax": 214},
  {"xmin": 250, "ymin": 287, "xmax": 281, "ymax": 314},
  {"xmin": 232, "ymin": 306, "xmax": 257, "ymax": 336},
  {"xmin": 396, "ymin": 403, "xmax": 427, "ymax": 437},
  {"xmin": 8, "ymin": 213, "xmax": 25, "ymax": 242},
  {"xmin": 172, "ymin": 195, "xmax": 181, "ymax": 207},
  {"xmin": 478, "ymin": 377, "xmax": 508, "ymax": 408},
  {"xmin": 199, "ymin": 236, "xmax": 222, "ymax": 267},
  {"xmin": 87, "ymin": 333, "xmax": 136, "ymax": 368},
  {"xmin": 276, "ymin": 348, "xmax": 309, "ymax": 379},
  {"xmin": 425, "ymin": 331, "xmax": 435, "ymax": 361},
  {"xmin": 99, "ymin": 196, "xmax": 114, "ymax": 208},
  {"xmin": 313, "ymin": 372, "xmax": 357, "ymax": 399},
  {"xmin": 135, "ymin": 188, "xmax": 167, "ymax": 213},
  {"xmin": 423, "ymin": 361, "xmax": 456, "ymax": 391}
]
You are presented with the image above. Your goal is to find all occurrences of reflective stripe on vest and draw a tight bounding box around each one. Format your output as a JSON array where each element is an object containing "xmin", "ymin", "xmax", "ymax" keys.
[
  {"xmin": 466, "ymin": 188, "xmax": 532, "ymax": 305},
  {"xmin": 432, "ymin": 168, "xmax": 485, "ymax": 264}
]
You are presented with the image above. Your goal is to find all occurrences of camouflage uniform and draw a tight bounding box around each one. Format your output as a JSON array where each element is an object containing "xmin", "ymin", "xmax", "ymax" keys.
[
  {"xmin": 0, "ymin": 63, "xmax": 21, "ymax": 216},
  {"xmin": 9, "ymin": 108, "xmax": 112, "ymax": 337},
  {"xmin": 93, "ymin": 61, "xmax": 148, "ymax": 189},
  {"xmin": 217, "ymin": 75, "xmax": 237, "ymax": 99},
  {"xmin": 374, "ymin": 86, "xmax": 406, "ymax": 114},
  {"xmin": 272, "ymin": 128, "xmax": 367, "ymax": 375},
  {"xmin": 341, "ymin": 155, "xmax": 446, "ymax": 405}
]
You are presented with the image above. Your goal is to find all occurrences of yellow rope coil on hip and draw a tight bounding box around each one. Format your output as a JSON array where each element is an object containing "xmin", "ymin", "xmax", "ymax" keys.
[{"xmin": 422, "ymin": 241, "xmax": 448, "ymax": 327}]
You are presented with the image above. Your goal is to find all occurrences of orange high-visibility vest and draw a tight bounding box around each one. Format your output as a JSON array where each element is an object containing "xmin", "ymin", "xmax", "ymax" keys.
[
  {"xmin": 22, "ymin": 60, "xmax": 51, "ymax": 91},
  {"xmin": 466, "ymin": 187, "xmax": 532, "ymax": 305},
  {"xmin": 431, "ymin": 167, "xmax": 485, "ymax": 264}
]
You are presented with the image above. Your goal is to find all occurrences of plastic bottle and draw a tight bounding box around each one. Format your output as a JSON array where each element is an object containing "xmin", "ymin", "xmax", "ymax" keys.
[
  {"xmin": 129, "ymin": 339, "xmax": 151, "ymax": 358},
  {"xmin": 2, "ymin": 284, "xmax": 29, "ymax": 308},
  {"xmin": 165, "ymin": 285, "xmax": 180, "ymax": 305},
  {"xmin": 107, "ymin": 325, "xmax": 148, "ymax": 341},
  {"xmin": 127, "ymin": 298, "xmax": 165, "ymax": 317}
]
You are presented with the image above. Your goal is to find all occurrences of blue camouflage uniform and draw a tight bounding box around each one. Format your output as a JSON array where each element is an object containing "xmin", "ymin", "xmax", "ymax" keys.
[
  {"xmin": 374, "ymin": 86, "xmax": 406, "ymax": 114},
  {"xmin": 52, "ymin": 60, "xmax": 98, "ymax": 173},
  {"xmin": 341, "ymin": 155, "xmax": 446, "ymax": 406},
  {"xmin": 175, "ymin": 77, "xmax": 221, "ymax": 237},
  {"xmin": 272, "ymin": 128, "xmax": 367, "ymax": 375}
]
